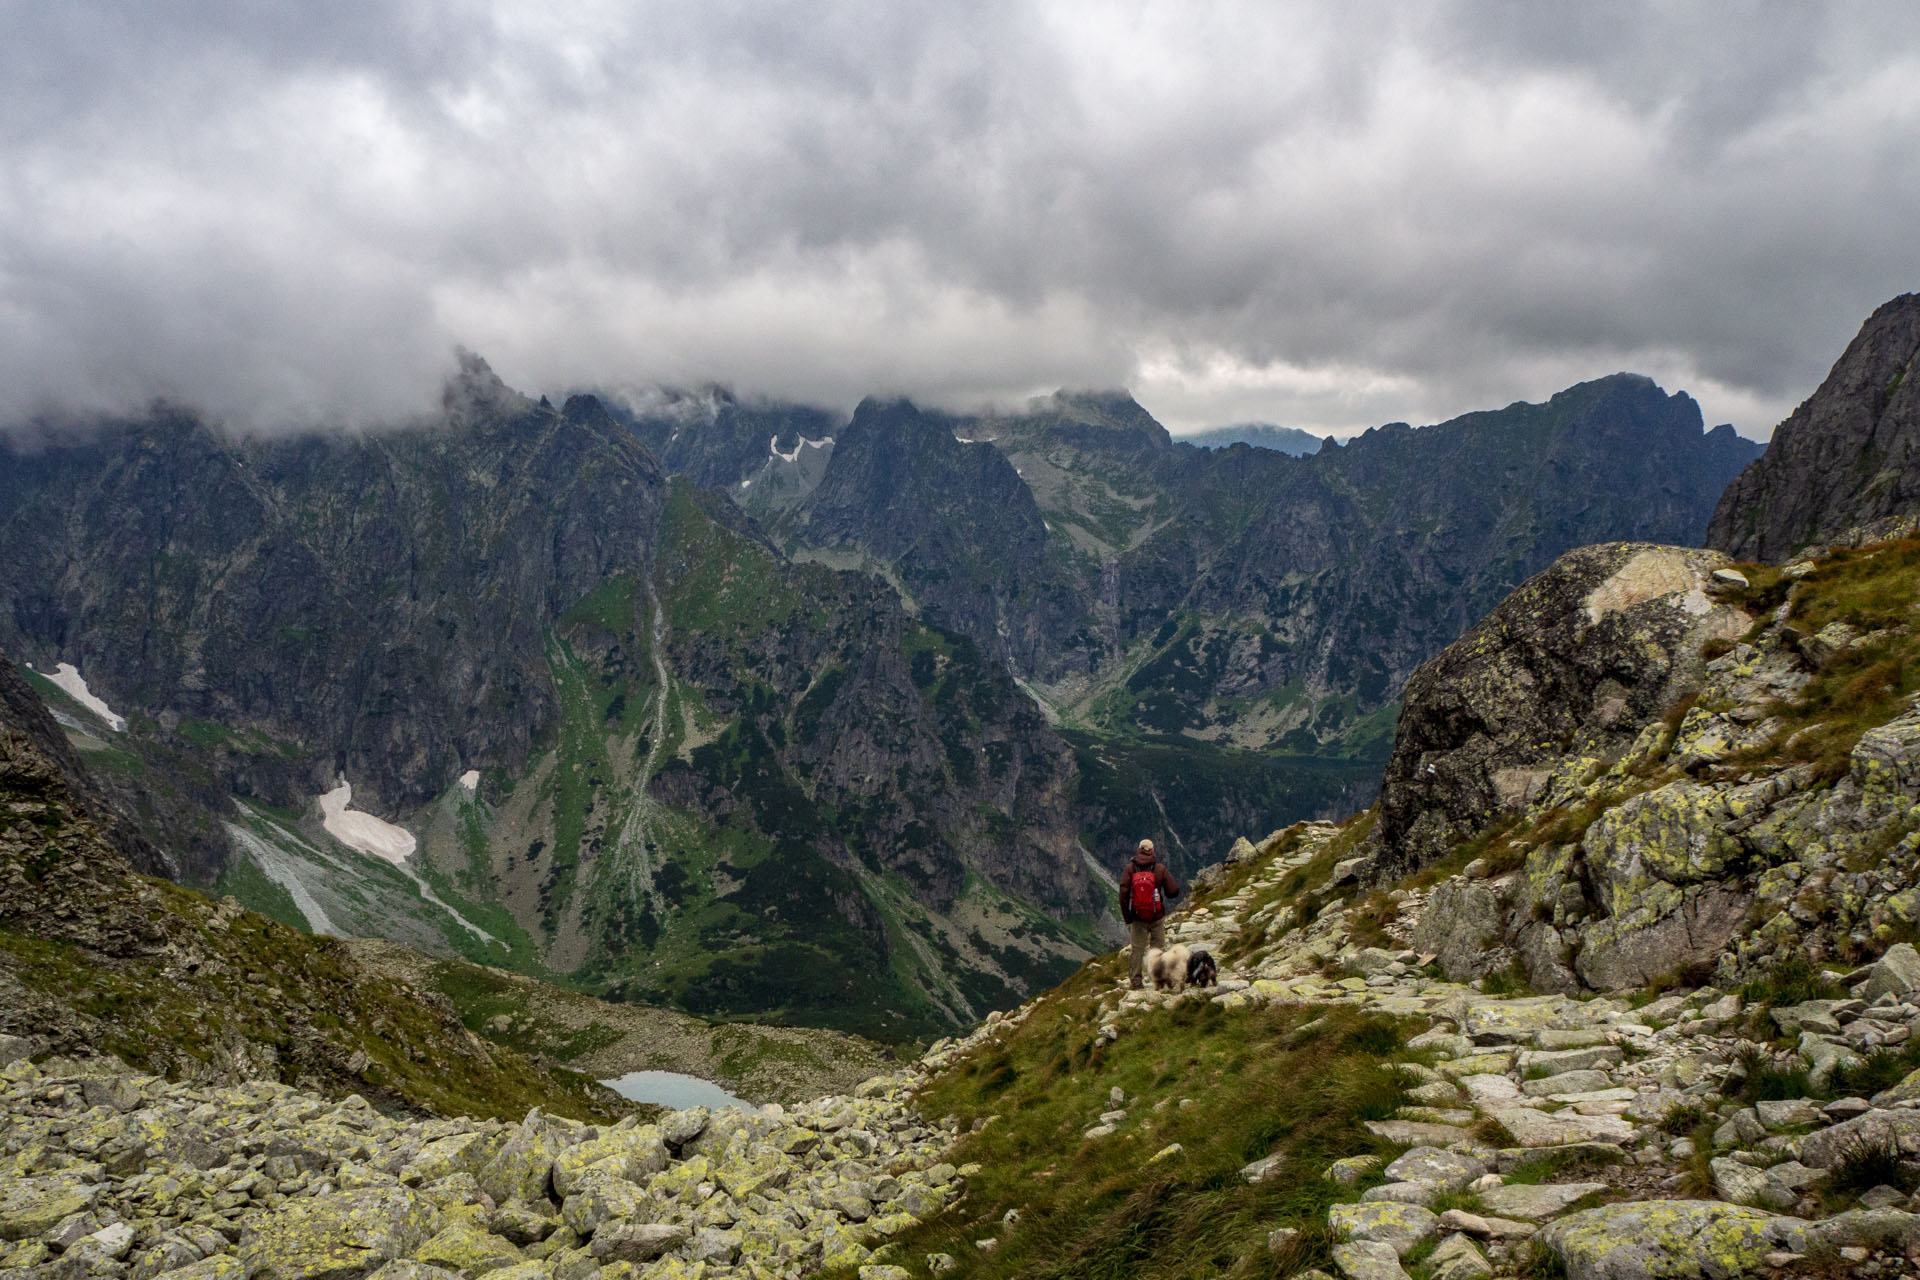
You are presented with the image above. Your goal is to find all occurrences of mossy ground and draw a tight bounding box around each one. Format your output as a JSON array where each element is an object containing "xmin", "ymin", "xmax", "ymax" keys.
[{"xmin": 841, "ymin": 953, "xmax": 1414, "ymax": 1280}]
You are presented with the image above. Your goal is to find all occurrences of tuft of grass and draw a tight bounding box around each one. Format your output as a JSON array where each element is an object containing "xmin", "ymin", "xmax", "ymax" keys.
[
  {"xmin": 1518, "ymin": 1240, "xmax": 1569, "ymax": 1280},
  {"xmin": 1822, "ymin": 1135, "xmax": 1919, "ymax": 1211},
  {"xmin": 1831, "ymin": 1041, "xmax": 1920, "ymax": 1100},
  {"xmin": 1736, "ymin": 1048, "xmax": 1815, "ymax": 1103},
  {"xmin": 1739, "ymin": 955, "xmax": 1847, "ymax": 1008},
  {"xmin": 1480, "ymin": 960, "xmax": 1532, "ymax": 997},
  {"xmin": 1345, "ymin": 890, "xmax": 1401, "ymax": 950},
  {"xmin": 1726, "ymin": 538, "xmax": 1920, "ymax": 782},
  {"xmin": 1502, "ymin": 1145, "xmax": 1622, "ymax": 1186}
]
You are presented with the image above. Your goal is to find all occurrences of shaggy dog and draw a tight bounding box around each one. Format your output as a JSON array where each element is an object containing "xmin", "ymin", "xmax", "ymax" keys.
[
  {"xmin": 1146, "ymin": 944, "xmax": 1192, "ymax": 993},
  {"xmin": 1186, "ymin": 949, "xmax": 1218, "ymax": 989}
]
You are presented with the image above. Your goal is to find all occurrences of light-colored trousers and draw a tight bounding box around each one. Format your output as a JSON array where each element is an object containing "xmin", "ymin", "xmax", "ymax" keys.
[{"xmin": 1128, "ymin": 918, "xmax": 1167, "ymax": 984}]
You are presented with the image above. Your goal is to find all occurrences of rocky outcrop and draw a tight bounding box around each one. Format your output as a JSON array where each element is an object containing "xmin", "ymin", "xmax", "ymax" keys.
[
  {"xmin": 0, "ymin": 1054, "xmax": 960, "ymax": 1279},
  {"xmin": 1382, "ymin": 528, "xmax": 1920, "ymax": 999},
  {"xmin": 1709, "ymin": 293, "xmax": 1920, "ymax": 561},
  {"xmin": 1372, "ymin": 543, "xmax": 1751, "ymax": 879}
]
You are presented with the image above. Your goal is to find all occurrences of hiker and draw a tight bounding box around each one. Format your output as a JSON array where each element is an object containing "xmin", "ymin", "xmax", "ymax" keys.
[{"xmin": 1120, "ymin": 838, "xmax": 1181, "ymax": 989}]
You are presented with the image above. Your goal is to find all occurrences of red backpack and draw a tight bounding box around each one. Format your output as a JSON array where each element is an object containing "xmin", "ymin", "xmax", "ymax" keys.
[{"xmin": 1128, "ymin": 866, "xmax": 1164, "ymax": 921}]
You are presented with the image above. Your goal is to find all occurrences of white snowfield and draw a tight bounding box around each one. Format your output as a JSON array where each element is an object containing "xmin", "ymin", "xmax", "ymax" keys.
[
  {"xmin": 768, "ymin": 434, "xmax": 834, "ymax": 464},
  {"xmin": 317, "ymin": 780, "xmax": 417, "ymax": 863},
  {"xmin": 459, "ymin": 769, "xmax": 480, "ymax": 792},
  {"xmin": 31, "ymin": 663, "xmax": 126, "ymax": 732}
]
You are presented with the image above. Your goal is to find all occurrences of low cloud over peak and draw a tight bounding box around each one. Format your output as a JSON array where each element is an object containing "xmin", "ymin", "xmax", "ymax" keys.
[{"xmin": 3, "ymin": 2, "xmax": 1917, "ymax": 438}]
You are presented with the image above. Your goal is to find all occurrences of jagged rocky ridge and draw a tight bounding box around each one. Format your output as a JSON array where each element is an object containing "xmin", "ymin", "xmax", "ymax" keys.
[
  {"xmin": 695, "ymin": 375, "xmax": 1759, "ymax": 754},
  {"xmin": 1372, "ymin": 534, "xmax": 1920, "ymax": 996},
  {"xmin": 1710, "ymin": 293, "xmax": 1920, "ymax": 562},
  {"xmin": 0, "ymin": 364, "xmax": 1104, "ymax": 1037}
]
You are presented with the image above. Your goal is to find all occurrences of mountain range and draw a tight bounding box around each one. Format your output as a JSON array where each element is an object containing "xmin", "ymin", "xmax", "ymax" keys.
[{"xmin": 1, "ymin": 347, "xmax": 1763, "ymax": 1038}]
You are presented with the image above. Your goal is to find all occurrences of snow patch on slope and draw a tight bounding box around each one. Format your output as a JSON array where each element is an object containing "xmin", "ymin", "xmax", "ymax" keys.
[
  {"xmin": 31, "ymin": 663, "xmax": 126, "ymax": 732},
  {"xmin": 768, "ymin": 434, "xmax": 834, "ymax": 464},
  {"xmin": 318, "ymin": 780, "xmax": 416, "ymax": 863},
  {"xmin": 223, "ymin": 820, "xmax": 341, "ymax": 936},
  {"xmin": 459, "ymin": 770, "xmax": 480, "ymax": 793}
]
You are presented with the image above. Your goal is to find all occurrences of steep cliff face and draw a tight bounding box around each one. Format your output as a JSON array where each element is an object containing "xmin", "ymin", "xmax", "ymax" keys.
[
  {"xmin": 786, "ymin": 398, "xmax": 1086, "ymax": 678},
  {"xmin": 0, "ymin": 365, "xmax": 1104, "ymax": 1037},
  {"xmin": 1709, "ymin": 294, "xmax": 1920, "ymax": 561},
  {"xmin": 0, "ymin": 361, "xmax": 667, "ymax": 822}
]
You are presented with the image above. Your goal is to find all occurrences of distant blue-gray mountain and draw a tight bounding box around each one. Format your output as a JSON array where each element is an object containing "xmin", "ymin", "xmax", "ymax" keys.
[{"xmin": 1179, "ymin": 422, "xmax": 1327, "ymax": 454}]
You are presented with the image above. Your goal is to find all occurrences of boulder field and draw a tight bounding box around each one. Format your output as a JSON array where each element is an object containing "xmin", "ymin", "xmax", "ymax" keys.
[{"xmin": 0, "ymin": 1040, "xmax": 963, "ymax": 1280}]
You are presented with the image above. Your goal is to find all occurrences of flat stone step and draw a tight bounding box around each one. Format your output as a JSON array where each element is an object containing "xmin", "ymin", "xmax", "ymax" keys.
[{"xmin": 1478, "ymin": 1181, "xmax": 1610, "ymax": 1222}]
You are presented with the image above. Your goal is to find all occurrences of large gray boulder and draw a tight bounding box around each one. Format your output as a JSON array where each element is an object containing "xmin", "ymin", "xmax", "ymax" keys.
[
  {"xmin": 1797, "ymin": 1107, "xmax": 1920, "ymax": 1169},
  {"xmin": 1538, "ymin": 1200, "xmax": 1798, "ymax": 1280},
  {"xmin": 0, "ymin": 1172, "xmax": 101, "ymax": 1242},
  {"xmin": 1411, "ymin": 880, "xmax": 1503, "ymax": 982},
  {"xmin": 478, "ymin": 1110, "xmax": 568, "ymax": 1204},
  {"xmin": 238, "ymin": 1188, "xmax": 438, "ymax": 1280}
]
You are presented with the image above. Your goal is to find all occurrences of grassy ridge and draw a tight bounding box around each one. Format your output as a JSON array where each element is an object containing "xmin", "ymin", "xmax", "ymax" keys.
[{"xmin": 854, "ymin": 953, "xmax": 1413, "ymax": 1280}]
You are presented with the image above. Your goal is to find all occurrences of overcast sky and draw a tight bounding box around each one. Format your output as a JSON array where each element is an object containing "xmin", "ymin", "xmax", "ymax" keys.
[{"xmin": 3, "ymin": 2, "xmax": 1918, "ymax": 439}]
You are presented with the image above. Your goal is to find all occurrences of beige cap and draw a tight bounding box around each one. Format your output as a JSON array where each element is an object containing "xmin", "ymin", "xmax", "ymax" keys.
[{"xmin": 1136, "ymin": 838, "xmax": 1155, "ymax": 854}]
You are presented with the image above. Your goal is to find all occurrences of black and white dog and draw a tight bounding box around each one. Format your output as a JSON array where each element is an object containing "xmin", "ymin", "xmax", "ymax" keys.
[{"xmin": 1185, "ymin": 949, "xmax": 1218, "ymax": 989}]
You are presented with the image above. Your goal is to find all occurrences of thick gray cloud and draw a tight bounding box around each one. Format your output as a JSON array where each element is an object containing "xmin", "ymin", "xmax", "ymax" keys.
[{"xmin": 2, "ymin": 1, "xmax": 1917, "ymax": 437}]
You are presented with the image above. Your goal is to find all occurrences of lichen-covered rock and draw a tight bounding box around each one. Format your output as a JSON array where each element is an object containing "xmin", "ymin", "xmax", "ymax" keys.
[
  {"xmin": 588, "ymin": 1222, "xmax": 688, "ymax": 1263},
  {"xmin": 0, "ymin": 1172, "xmax": 101, "ymax": 1242},
  {"xmin": 413, "ymin": 1222, "xmax": 523, "ymax": 1277},
  {"xmin": 400, "ymin": 1133, "xmax": 501, "ymax": 1187},
  {"xmin": 550, "ymin": 1126, "xmax": 668, "ymax": 1196},
  {"xmin": 238, "ymin": 1188, "xmax": 438, "ymax": 1280},
  {"xmin": 1330, "ymin": 1238, "xmax": 1413, "ymax": 1280},
  {"xmin": 1412, "ymin": 880, "xmax": 1503, "ymax": 982},
  {"xmin": 477, "ymin": 1111, "xmax": 568, "ymax": 1204},
  {"xmin": 558, "ymin": 1172, "xmax": 649, "ymax": 1237},
  {"xmin": 1379, "ymin": 1147, "xmax": 1484, "ymax": 1191},
  {"xmin": 658, "ymin": 1108, "xmax": 710, "ymax": 1148},
  {"xmin": 1327, "ymin": 1201, "xmax": 1438, "ymax": 1256},
  {"xmin": 1538, "ymin": 1200, "xmax": 1796, "ymax": 1280},
  {"xmin": 1428, "ymin": 1232, "xmax": 1492, "ymax": 1280}
]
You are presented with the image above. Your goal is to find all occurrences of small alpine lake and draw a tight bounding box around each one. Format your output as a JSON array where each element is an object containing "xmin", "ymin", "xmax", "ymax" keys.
[{"xmin": 599, "ymin": 1069, "xmax": 752, "ymax": 1110}]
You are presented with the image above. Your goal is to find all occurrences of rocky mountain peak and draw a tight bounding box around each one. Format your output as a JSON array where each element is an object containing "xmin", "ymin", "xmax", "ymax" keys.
[
  {"xmin": 1709, "ymin": 292, "xmax": 1920, "ymax": 561},
  {"xmin": 442, "ymin": 349, "xmax": 532, "ymax": 428}
]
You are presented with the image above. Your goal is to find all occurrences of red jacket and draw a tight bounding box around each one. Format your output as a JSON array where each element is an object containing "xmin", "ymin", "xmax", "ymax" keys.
[{"xmin": 1118, "ymin": 852, "xmax": 1181, "ymax": 923}]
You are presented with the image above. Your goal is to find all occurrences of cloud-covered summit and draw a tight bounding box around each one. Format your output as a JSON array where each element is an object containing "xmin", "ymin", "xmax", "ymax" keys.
[{"xmin": 3, "ymin": 1, "xmax": 1917, "ymax": 437}]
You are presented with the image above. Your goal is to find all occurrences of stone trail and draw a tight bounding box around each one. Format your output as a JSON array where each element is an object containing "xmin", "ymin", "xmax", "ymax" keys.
[{"xmin": 933, "ymin": 822, "xmax": 1920, "ymax": 1280}]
